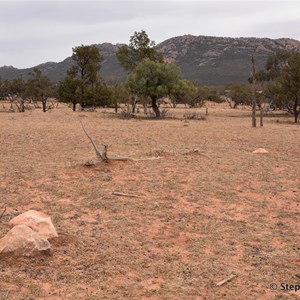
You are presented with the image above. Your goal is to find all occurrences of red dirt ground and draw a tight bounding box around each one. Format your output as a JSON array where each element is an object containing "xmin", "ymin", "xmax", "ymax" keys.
[{"xmin": 0, "ymin": 103, "xmax": 299, "ymax": 299}]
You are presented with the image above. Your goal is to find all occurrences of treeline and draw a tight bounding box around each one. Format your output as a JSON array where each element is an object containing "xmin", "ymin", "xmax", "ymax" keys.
[
  {"xmin": 1, "ymin": 30, "xmax": 299, "ymax": 122},
  {"xmin": 224, "ymin": 50, "xmax": 300, "ymax": 123},
  {"xmin": 0, "ymin": 68, "xmax": 58, "ymax": 112}
]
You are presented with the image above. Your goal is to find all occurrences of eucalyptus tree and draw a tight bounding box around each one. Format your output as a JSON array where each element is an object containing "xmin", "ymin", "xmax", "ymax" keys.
[
  {"xmin": 117, "ymin": 30, "xmax": 163, "ymax": 73},
  {"xmin": 126, "ymin": 59, "xmax": 182, "ymax": 117},
  {"xmin": 257, "ymin": 50, "xmax": 300, "ymax": 123},
  {"xmin": 59, "ymin": 44, "xmax": 111, "ymax": 110},
  {"xmin": 24, "ymin": 68, "xmax": 54, "ymax": 112}
]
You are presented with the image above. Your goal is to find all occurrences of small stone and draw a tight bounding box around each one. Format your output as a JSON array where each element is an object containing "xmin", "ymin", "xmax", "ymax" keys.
[
  {"xmin": 0, "ymin": 225, "xmax": 51, "ymax": 257},
  {"xmin": 252, "ymin": 148, "xmax": 268, "ymax": 154},
  {"xmin": 9, "ymin": 210, "xmax": 58, "ymax": 240}
]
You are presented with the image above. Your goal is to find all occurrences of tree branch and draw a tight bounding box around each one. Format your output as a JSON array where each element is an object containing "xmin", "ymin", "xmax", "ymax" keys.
[
  {"xmin": 0, "ymin": 206, "xmax": 7, "ymax": 220},
  {"xmin": 80, "ymin": 121, "xmax": 103, "ymax": 160},
  {"xmin": 216, "ymin": 274, "xmax": 237, "ymax": 287},
  {"xmin": 81, "ymin": 122, "xmax": 161, "ymax": 165}
]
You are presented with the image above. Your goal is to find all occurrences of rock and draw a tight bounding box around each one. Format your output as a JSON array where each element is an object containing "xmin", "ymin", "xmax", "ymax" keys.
[
  {"xmin": 252, "ymin": 148, "xmax": 268, "ymax": 154},
  {"xmin": 9, "ymin": 210, "xmax": 58, "ymax": 240},
  {"xmin": 0, "ymin": 225, "xmax": 51, "ymax": 256}
]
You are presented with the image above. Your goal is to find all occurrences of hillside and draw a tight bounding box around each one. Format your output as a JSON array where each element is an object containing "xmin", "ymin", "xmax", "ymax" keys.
[
  {"xmin": 157, "ymin": 35, "xmax": 300, "ymax": 85},
  {"xmin": 0, "ymin": 43, "xmax": 127, "ymax": 84},
  {"xmin": 1, "ymin": 35, "xmax": 300, "ymax": 85}
]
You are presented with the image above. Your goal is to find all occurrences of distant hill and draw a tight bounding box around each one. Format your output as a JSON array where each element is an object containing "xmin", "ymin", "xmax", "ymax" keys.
[
  {"xmin": 0, "ymin": 43, "xmax": 127, "ymax": 84},
  {"xmin": 1, "ymin": 35, "xmax": 300, "ymax": 86}
]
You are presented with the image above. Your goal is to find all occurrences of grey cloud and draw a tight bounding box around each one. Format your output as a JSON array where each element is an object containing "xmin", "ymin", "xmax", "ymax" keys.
[{"xmin": 0, "ymin": 1, "xmax": 299, "ymax": 68}]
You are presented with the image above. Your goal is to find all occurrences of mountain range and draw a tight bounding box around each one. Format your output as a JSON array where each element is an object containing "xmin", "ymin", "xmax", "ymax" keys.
[{"xmin": 1, "ymin": 35, "xmax": 300, "ymax": 86}]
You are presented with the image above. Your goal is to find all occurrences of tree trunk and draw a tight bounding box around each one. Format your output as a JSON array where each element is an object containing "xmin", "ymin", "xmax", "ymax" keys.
[
  {"xmin": 42, "ymin": 96, "xmax": 47, "ymax": 112},
  {"xmin": 131, "ymin": 95, "xmax": 137, "ymax": 113},
  {"xmin": 19, "ymin": 99, "xmax": 25, "ymax": 112},
  {"xmin": 251, "ymin": 54, "xmax": 257, "ymax": 127},
  {"xmin": 172, "ymin": 99, "xmax": 177, "ymax": 108},
  {"xmin": 42, "ymin": 100, "xmax": 46, "ymax": 112},
  {"xmin": 72, "ymin": 102, "xmax": 76, "ymax": 111},
  {"xmin": 260, "ymin": 107, "xmax": 263, "ymax": 127},
  {"xmin": 151, "ymin": 96, "xmax": 160, "ymax": 118},
  {"xmin": 294, "ymin": 96, "xmax": 299, "ymax": 123},
  {"xmin": 141, "ymin": 96, "xmax": 148, "ymax": 115},
  {"xmin": 294, "ymin": 111, "xmax": 300, "ymax": 123}
]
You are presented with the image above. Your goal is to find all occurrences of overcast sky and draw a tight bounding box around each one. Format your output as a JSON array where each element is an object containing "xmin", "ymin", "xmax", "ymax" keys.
[{"xmin": 0, "ymin": 0, "xmax": 299, "ymax": 69}]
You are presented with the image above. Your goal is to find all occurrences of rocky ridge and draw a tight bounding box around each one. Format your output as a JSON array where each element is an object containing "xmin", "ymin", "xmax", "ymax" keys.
[{"xmin": 1, "ymin": 35, "xmax": 299, "ymax": 86}]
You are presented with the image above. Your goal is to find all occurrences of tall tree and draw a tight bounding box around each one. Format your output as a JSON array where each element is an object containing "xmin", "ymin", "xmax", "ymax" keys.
[
  {"xmin": 225, "ymin": 84, "xmax": 252, "ymax": 108},
  {"xmin": 169, "ymin": 80, "xmax": 215, "ymax": 108},
  {"xmin": 24, "ymin": 68, "xmax": 53, "ymax": 112},
  {"xmin": 117, "ymin": 30, "xmax": 163, "ymax": 73},
  {"xmin": 61, "ymin": 44, "xmax": 111, "ymax": 109},
  {"xmin": 72, "ymin": 44, "xmax": 102, "ymax": 108},
  {"xmin": 58, "ymin": 68, "xmax": 80, "ymax": 111},
  {"xmin": 256, "ymin": 50, "xmax": 300, "ymax": 123},
  {"xmin": 106, "ymin": 77, "xmax": 130, "ymax": 112},
  {"xmin": 4, "ymin": 78, "xmax": 25, "ymax": 112},
  {"xmin": 0, "ymin": 77, "xmax": 4, "ymax": 100},
  {"xmin": 125, "ymin": 59, "xmax": 181, "ymax": 117},
  {"xmin": 251, "ymin": 53, "xmax": 257, "ymax": 127}
]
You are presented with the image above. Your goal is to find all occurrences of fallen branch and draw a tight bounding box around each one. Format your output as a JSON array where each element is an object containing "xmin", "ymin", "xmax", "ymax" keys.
[
  {"xmin": 81, "ymin": 122, "xmax": 161, "ymax": 165},
  {"xmin": 112, "ymin": 192, "xmax": 138, "ymax": 198},
  {"xmin": 216, "ymin": 274, "xmax": 237, "ymax": 287},
  {"xmin": 183, "ymin": 149, "xmax": 201, "ymax": 155},
  {"xmin": 0, "ymin": 206, "xmax": 7, "ymax": 219},
  {"xmin": 109, "ymin": 156, "xmax": 161, "ymax": 162},
  {"xmin": 80, "ymin": 121, "xmax": 108, "ymax": 161}
]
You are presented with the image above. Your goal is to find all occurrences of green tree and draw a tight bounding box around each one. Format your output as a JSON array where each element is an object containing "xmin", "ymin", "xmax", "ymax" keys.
[
  {"xmin": 72, "ymin": 44, "xmax": 102, "ymax": 108},
  {"xmin": 125, "ymin": 59, "xmax": 181, "ymax": 117},
  {"xmin": 225, "ymin": 84, "xmax": 252, "ymax": 108},
  {"xmin": 24, "ymin": 68, "xmax": 54, "ymax": 112},
  {"xmin": 117, "ymin": 30, "xmax": 163, "ymax": 73},
  {"xmin": 92, "ymin": 82, "xmax": 112, "ymax": 107},
  {"xmin": 257, "ymin": 50, "xmax": 300, "ymax": 123},
  {"xmin": 170, "ymin": 79, "xmax": 199, "ymax": 107},
  {"xmin": 58, "ymin": 68, "xmax": 80, "ymax": 111},
  {"xmin": 0, "ymin": 77, "xmax": 4, "ymax": 100},
  {"xmin": 61, "ymin": 44, "xmax": 111, "ymax": 109},
  {"xmin": 106, "ymin": 77, "xmax": 130, "ymax": 112},
  {"xmin": 171, "ymin": 82, "xmax": 221, "ymax": 108},
  {"xmin": 4, "ymin": 78, "xmax": 25, "ymax": 112}
]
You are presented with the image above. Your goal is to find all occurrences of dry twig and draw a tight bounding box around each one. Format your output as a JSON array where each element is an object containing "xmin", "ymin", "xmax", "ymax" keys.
[
  {"xmin": 81, "ymin": 122, "xmax": 161, "ymax": 165},
  {"xmin": 0, "ymin": 206, "xmax": 7, "ymax": 219},
  {"xmin": 216, "ymin": 274, "xmax": 237, "ymax": 287},
  {"xmin": 112, "ymin": 192, "xmax": 138, "ymax": 198}
]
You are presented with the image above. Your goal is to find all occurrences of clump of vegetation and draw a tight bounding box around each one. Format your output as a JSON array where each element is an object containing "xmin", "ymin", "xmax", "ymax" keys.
[
  {"xmin": 255, "ymin": 50, "xmax": 300, "ymax": 123},
  {"xmin": 59, "ymin": 45, "xmax": 112, "ymax": 111},
  {"xmin": 224, "ymin": 83, "xmax": 252, "ymax": 108},
  {"xmin": 0, "ymin": 69, "xmax": 58, "ymax": 113},
  {"xmin": 183, "ymin": 111, "xmax": 206, "ymax": 120}
]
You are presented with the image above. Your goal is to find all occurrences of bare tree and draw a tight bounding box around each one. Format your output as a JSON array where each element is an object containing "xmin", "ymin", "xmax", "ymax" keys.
[{"xmin": 251, "ymin": 53, "xmax": 257, "ymax": 127}]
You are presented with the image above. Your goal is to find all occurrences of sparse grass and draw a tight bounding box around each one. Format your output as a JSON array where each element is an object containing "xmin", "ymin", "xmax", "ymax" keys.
[{"xmin": 0, "ymin": 103, "xmax": 299, "ymax": 299}]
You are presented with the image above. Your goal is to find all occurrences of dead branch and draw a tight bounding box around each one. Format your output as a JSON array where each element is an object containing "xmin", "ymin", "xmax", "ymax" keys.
[
  {"xmin": 109, "ymin": 156, "xmax": 161, "ymax": 162},
  {"xmin": 81, "ymin": 121, "xmax": 105, "ymax": 161},
  {"xmin": 0, "ymin": 206, "xmax": 7, "ymax": 219},
  {"xmin": 112, "ymin": 192, "xmax": 138, "ymax": 198},
  {"xmin": 81, "ymin": 122, "xmax": 161, "ymax": 165},
  {"xmin": 216, "ymin": 274, "xmax": 237, "ymax": 287}
]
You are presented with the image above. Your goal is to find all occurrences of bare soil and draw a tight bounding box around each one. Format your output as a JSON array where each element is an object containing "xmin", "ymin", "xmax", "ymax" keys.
[{"xmin": 0, "ymin": 103, "xmax": 299, "ymax": 300}]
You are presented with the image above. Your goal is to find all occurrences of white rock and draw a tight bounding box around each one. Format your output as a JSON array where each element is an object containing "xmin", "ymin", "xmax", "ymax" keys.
[
  {"xmin": 252, "ymin": 148, "xmax": 268, "ymax": 154},
  {"xmin": 0, "ymin": 225, "xmax": 51, "ymax": 256},
  {"xmin": 9, "ymin": 210, "xmax": 58, "ymax": 240}
]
